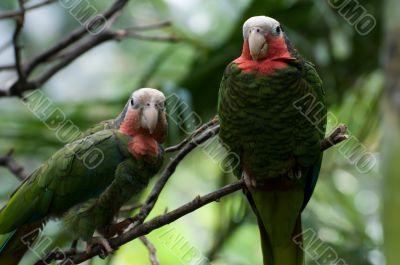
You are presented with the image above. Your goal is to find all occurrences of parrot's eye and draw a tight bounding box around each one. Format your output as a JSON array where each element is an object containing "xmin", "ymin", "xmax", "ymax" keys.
[
  {"xmin": 275, "ymin": 26, "xmax": 281, "ymax": 34},
  {"xmin": 130, "ymin": 98, "xmax": 134, "ymax": 106}
]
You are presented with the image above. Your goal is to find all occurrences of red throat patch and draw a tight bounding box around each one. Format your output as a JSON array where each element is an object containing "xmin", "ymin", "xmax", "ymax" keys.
[
  {"xmin": 119, "ymin": 109, "xmax": 166, "ymax": 158},
  {"xmin": 234, "ymin": 35, "xmax": 295, "ymax": 75}
]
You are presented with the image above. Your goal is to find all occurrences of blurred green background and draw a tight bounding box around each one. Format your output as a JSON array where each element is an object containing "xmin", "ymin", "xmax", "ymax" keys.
[{"xmin": 0, "ymin": 0, "xmax": 394, "ymax": 264}]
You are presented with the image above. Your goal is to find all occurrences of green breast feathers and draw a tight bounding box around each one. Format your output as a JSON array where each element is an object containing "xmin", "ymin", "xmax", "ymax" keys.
[{"xmin": 218, "ymin": 61, "xmax": 326, "ymax": 180}]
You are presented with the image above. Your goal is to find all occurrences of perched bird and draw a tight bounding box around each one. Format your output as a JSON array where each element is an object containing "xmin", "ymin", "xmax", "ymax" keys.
[
  {"xmin": 218, "ymin": 16, "xmax": 326, "ymax": 265},
  {"xmin": 0, "ymin": 88, "xmax": 167, "ymax": 265}
]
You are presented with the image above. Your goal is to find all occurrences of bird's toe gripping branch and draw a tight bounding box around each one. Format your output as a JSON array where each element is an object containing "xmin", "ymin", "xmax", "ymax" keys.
[{"xmin": 86, "ymin": 237, "xmax": 113, "ymax": 259}]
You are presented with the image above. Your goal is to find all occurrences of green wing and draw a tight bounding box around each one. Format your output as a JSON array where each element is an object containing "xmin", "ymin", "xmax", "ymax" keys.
[
  {"xmin": 300, "ymin": 61, "xmax": 326, "ymax": 208},
  {"xmin": 78, "ymin": 119, "xmax": 116, "ymax": 139},
  {"xmin": 0, "ymin": 129, "xmax": 130, "ymax": 234},
  {"xmin": 218, "ymin": 63, "xmax": 244, "ymax": 178}
]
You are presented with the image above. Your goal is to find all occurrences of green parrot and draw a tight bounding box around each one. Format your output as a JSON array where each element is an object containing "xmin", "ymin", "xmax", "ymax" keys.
[
  {"xmin": 218, "ymin": 16, "xmax": 326, "ymax": 265},
  {"xmin": 0, "ymin": 88, "xmax": 167, "ymax": 265}
]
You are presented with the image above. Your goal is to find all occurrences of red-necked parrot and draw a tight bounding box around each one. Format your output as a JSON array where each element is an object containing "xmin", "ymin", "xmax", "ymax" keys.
[
  {"xmin": 218, "ymin": 16, "xmax": 326, "ymax": 265},
  {"xmin": 0, "ymin": 88, "xmax": 167, "ymax": 264}
]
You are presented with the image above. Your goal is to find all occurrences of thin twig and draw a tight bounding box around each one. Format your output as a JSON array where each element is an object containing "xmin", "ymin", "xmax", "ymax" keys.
[
  {"xmin": 24, "ymin": 0, "xmax": 130, "ymax": 76},
  {"xmin": 115, "ymin": 30, "xmax": 179, "ymax": 43},
  {"xmin": 0, "ymin": 0, "xmax": 55, "ymax": 20},
  {"xmin": 12, "ymin": 0, "xmax": 25, "ymax": 81},
  {"xmin": 1, "ymin": 1, "xmax": 178, "ymax": 98},
  {"xmin": 165, "ymin": 117, "xmax": 219, "ymax": 153},
  {"xmin": 140, "ymin": 236, "xmax": 160, "ymax": 265},
  {"xmin": 320, "ymin": 124, "xmax": 348, "ymax": 151},
  {"xmin": 0, "ymin": 149, "xmax": 27, "ymax": 180},
  {"xmin": 31, "ymin": 31, "xmax": 116, "ymax": 87},
  {"xmin": 123, "ymin": 21, "xmax": 172, "ymax": 31},
  {"xmin": 0, "ymin": 65, "xmax": 16, "ymax": 71}
]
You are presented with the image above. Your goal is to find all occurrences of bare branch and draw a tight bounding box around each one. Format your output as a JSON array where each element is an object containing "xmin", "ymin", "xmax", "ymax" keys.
[
  {"xmin": 0, "ymin": 149, "xmax": 27, "ymax": 180},
  {"xmin": 0, "ymin": 0, "xmax": 56, "ymax": 20},
  {"xmin": 0, "ymin": 65, "xmax": 16, "ymax": 71},
  {"xmin": 140, "ymin": 236, "xmax": 160, "ymax": 265},
  {"xmin": 123, "ymin": 21, "xmax": 172, "ymax": 31},
  {"xmin": 68, "ymin": 180, "xmax": 245, "ymax": 264},
  {"xmin": 12, "ymin": 0, "xmax": 25, "ymax": 82},
  {"xmin": 32, "ymin": 31, "xmax": 116, "ymax": 87},
  {"xmin": 115, "ymin": 30, "xmax": 179, "ymax": 43},
  {"xmin": 320, "ymin": 124, "xmax": 348, "ymax": 151},
  {"xmin": 165, "ymin": 117, "xmax": 219, "ymax": 153},
  {"xmin": 24, "ymin": 0, "xmax": 130, "ymax": 76},
  {"xmin": 0, "ymin": 0, "xmax": 180, "ymax": 98}
]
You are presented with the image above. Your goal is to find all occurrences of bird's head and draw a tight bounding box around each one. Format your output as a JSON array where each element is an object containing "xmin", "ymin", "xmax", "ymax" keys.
[
  {"xmin": 242, "ymin": 16, "xmax": 291, "ymax": 61},
  {"xmin": 119, "ymin": 88, "xmax": 167, "ymax": 141}
]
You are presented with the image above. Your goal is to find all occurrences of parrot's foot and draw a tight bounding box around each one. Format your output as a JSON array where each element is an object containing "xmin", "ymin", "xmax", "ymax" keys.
[
  {"xmin": 288, "ymin": 167, "xmax": 302, "ymax": 180},
  {"xmin": 243, "ymin": 171, "xmax": 257, "ymax": 190},
  {"xmin": 287, "ymin": 157, "xmax": 302, "ymax": 180},
  {"xmin": 86, "ymin": 237, "xmax": 113, "ymax": 258}
]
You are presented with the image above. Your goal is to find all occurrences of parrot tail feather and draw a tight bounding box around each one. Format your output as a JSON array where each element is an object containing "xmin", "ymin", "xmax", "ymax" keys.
[
  {"xmin": 270, "ymin": 217, "xmax": 303, "ymax": 265},
  {"xmin": 257, "ymin": 215, "xmax": 304, "ymax": 265},
  {"xmin": 246, "ymin": 188, "xmax": 305, "ymax": 265},
  {"xmin": 0, "ymin": 223, "xmax": 42, "ymax": 265}
]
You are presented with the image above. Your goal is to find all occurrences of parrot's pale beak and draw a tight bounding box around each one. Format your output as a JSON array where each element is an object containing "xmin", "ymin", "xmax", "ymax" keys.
[
  {"xmin": 141, "ymin": 105, "xmax": 159, "ymax": 134},
  {"xmin": 248, "ymin": 29, "xmax": 268, "ymax": 61}
]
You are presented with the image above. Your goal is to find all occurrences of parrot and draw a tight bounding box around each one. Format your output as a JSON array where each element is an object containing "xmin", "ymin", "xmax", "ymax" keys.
[
  {"xmin": 218, "ymin": 16, "xmax": 326, "ymax": 265},
  {"xmin": 0, "ymin": 88, "xmax": 167, "ymax": 265}
]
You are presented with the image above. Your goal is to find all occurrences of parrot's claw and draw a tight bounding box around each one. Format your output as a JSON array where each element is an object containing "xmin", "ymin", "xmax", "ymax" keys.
[
  {"xmin": 288, "ymin": 167, "xmax": 302, "ymax": 180},
  {"xmin": 86, "ymin": 237, "xmax": 113, "ymax": 258},
  {"xmin": 288, "ymin": 169, "xmax": 294, "ymax": 179},
  {"xmin": 243, "ymin": 171, "xmax": 257, "ymax": 190},
  {"xmin": 295, "ymin": 169, "xmax": 302, "ymax": 180}
]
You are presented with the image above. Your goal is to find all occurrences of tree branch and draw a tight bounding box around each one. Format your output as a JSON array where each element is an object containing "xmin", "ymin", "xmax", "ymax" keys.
[
  {"xmin": 68, "ymin": 180, "xmax": 245, "ymax": 264},
  {"xmin": 140, "ymin": 236, "xmax": 160, "ymax": 265},
  {"xmin": 0, "ymin": 149, "xmax": 27, "ymax": 180},
  {"xmin": 12, "ymin": 0, "xmax": 25, "ymax": 83},
  {"xmin": 320, "ymin": 124, "xmax": 348, "ymax": 151},
  {"xmin": 0, "ymin": 0, "xmax": 178, "ymax": 98},
  {"xmin": 165, "ymin": 117, "xmax": 219, "ymax": 153},
  {"xmin": 0, "ymin": 0, "xmax": 56, "ymax": 20},
  {"xmin": 24, "ymin": 0, "xmax": 130, "ymax": 76},
  {"xmin": 115, "ymin": 30, "xmax": 179, "ymax": 43}
]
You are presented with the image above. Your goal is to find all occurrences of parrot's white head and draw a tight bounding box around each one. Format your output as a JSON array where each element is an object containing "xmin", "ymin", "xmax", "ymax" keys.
[
  {"xmin": 129, "ymin": 88, "xmax": 166, "ymax": 134},
  {"xmin": 119, "ymin": 87, "xmax": 167, "ymax": 143},
  {"xmin": 242, "ymin": 16, "xmax": 284, "ymax": 61}
]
